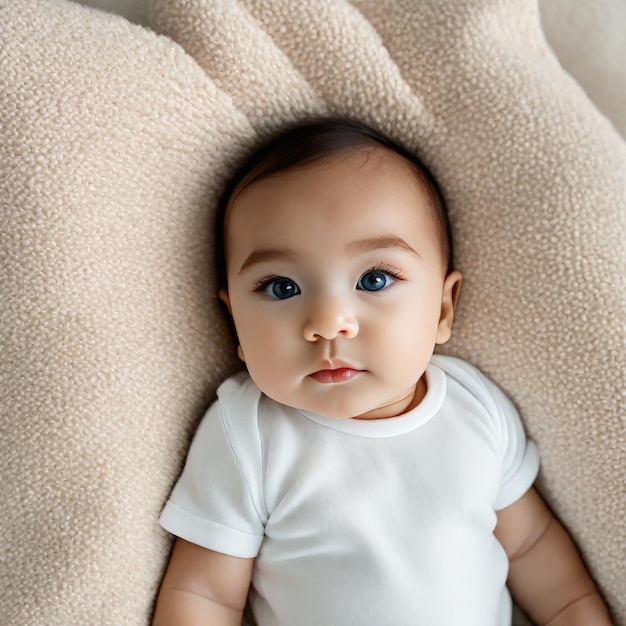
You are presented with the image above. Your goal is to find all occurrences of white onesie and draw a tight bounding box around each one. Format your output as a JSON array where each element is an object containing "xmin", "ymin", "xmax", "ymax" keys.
[{"xmin": 160, "ymin": 354, "xmax": 539, "ymax": 625}]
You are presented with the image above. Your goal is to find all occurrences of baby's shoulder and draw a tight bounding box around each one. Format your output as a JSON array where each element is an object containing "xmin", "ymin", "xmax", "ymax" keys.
[
  {"xmin": 430, "ymin": 354, "xmax": 493, "ymax": 393},
  {"xmin": 214, "ymin": 370, "xmax": 264, "ymax": 420},
  {"xmin": 189, "ymin": 371, "xmax": 267, "ymax": 467},
  {"xmin": 430, "ymin": 354, "xmax": 516, "ymax": 421},
  {"xmin": 216, "ymin": 369, "xmax": 256, "ymax": 397}
]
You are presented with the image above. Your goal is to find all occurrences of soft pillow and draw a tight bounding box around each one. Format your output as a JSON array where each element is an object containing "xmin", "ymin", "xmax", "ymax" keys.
[
  {"xmin": 539, "ymin": 0, "xmax": 626, "ymax": 138},
  {"xmin": 1, "ymin": 0, "xmax": 624, "ymax": 624},
  {"xmin": 1, "ymin": 1, "xmax": 247, "ymax": 623}
]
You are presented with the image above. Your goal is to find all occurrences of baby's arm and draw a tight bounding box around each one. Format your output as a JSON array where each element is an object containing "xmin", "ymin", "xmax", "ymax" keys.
[
  {"xmin": 152, "ymin": 538, "xmax": 254, "ymax": 626},
  {"xmin": 495, "ymin": 487, "xmax": 613, "ymax": 625}
]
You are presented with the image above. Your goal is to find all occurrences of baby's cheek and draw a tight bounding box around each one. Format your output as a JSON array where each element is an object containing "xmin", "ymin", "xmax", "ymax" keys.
[
  {"xmin": 240, "ymin": 324, "xmax": 287, "ymax": 370},
  {"xmin": 388, "ymin": 310, "xmax": 439, "ymax": 364}
]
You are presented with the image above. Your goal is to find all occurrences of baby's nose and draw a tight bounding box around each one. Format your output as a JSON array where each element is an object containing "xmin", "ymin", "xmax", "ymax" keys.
[{"xmin": 302, "ymin": 298, "xmax": 359, "ymax": 341}]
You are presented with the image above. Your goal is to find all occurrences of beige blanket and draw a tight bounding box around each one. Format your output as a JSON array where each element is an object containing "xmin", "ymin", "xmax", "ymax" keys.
[{"xmin": 1, "ymin": 1, "xmax": 624, "ymax": 624}]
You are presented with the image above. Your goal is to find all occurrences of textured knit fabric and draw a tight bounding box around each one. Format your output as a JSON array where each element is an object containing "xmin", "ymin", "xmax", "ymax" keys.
[
  {"xmin": 160, "ymin": 356, "xmax": 539, "ymax": 626},
  {"xmin": 1, "ymin": 1, "xmax": 625, "ymax": 625}
]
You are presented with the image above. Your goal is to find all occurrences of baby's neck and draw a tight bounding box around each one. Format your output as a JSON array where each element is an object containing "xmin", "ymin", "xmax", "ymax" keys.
[{"xmin": 353, "ymin": 375, "xmax": 427, "ymax": 420}]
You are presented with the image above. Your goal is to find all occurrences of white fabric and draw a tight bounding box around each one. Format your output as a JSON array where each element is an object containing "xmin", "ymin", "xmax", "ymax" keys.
[{"xmin": 160, "ymin": 355, "xmax": 539, "ymax": 625}]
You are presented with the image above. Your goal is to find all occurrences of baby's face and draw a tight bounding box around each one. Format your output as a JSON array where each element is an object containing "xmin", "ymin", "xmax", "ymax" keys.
[{"xmin": 220, "ymin": 149, "xmax": 461, "ymax": 420}]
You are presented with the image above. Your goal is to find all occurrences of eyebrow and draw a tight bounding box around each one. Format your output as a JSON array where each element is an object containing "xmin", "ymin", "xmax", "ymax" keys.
[
  {"xmin": 237, "ymin": 235, "xmax": 421, "ymax": 275},
  {"xmin": 238, "ymin": 249, "xmax": 297, "ymax": 274},
  {"xmin": 347, "ymin": 235, "xmax": 422, "ymax": 259}
]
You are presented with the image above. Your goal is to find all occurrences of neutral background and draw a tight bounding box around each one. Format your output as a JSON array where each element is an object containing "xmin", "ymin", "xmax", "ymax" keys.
[{"xmin": 71, "ymin": 0, "xmax": 626, "ymax": 139}]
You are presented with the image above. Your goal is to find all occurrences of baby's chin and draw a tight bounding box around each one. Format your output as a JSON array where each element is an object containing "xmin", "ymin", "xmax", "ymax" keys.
[
  {"xmin": 300, "ymin": 386, "xmax": 422, "ymax": 421},
  {"xmin": 285, "ymin": 396, "xmax": 412, "ymax": 421}
]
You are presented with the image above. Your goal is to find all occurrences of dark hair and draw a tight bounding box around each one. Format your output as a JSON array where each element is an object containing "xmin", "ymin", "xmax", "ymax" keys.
[{"xmin": 215, "ymin": 118, "xmax": 454, "ymax": 290}]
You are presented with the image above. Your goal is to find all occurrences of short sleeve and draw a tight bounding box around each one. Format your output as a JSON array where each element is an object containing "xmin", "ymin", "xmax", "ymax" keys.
[
  {"xmin": 482, "ymin": 376, "xmax": 540, "ymax": 511},
  {"xmin": 430, "ymin": 355, "xmax": 540, "ymax": 511},
  {"xmin": 159, "ymin": 394, "xmax": 265, "ymax": 558}
]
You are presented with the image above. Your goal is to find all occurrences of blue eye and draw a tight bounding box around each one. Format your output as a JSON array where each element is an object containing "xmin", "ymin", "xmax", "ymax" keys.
[
  {"xmin": 357, "ymin": 270, "xmax": 395, "ymax": 292},
  {"xmin": 262, "ymin": 277, "xmax": 301, "ymax": 300}
]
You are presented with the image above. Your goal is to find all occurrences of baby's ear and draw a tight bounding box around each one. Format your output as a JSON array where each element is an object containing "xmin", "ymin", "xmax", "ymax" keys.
[
  {"xmin": 436, "ymin": 271, "xmax": 462, "ymax": 344},
  {"xmin": 218, "ymin": 289, "xmax": 245, "ymax": 362},
  {"xmin": 218, "ymin": 289, "xmax": 232, "ymax": 315}
]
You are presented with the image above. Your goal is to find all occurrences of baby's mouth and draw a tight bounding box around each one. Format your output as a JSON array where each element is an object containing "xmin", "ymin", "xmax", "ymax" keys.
[{"xmin": 309, "ymin": 368, "xmax": 363, "ymax": 383}]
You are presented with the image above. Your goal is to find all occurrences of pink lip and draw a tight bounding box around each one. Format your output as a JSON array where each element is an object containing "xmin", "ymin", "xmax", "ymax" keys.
[{"xmin": 310, "ymin": 368, "xmax": 363, "ymax": 383}]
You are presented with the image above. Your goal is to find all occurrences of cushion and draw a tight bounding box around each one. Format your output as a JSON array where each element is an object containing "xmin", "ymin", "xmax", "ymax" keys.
[
  {"xmin": 0, "ymin": 1, "xmax": 245, "ymax": 623},
  {"xmin": 1, "ymin": 0, "xmax": 624, "ymax": 624},
  {"xmin": 539, "ymin": 0, "xmax": 626, "ymax": 138}
]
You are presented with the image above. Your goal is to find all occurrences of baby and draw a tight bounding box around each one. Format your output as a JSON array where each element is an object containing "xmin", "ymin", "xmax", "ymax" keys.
[{"xmin": 153, "ymin": 119, "xmax": 612, "ymax": 625}]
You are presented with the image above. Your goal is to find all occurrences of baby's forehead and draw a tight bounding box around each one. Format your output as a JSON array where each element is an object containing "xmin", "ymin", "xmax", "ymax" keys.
[
  {"xmin": 224, "ymin": 146, "xmax": 444, "ymax": 256},
  {"xmin": 356, "ymin": 146, "xmax": 433, "ymax": 192},
  {"xmin": 228, "ymin": 145, "xmax": 432, "ymax": 217}
]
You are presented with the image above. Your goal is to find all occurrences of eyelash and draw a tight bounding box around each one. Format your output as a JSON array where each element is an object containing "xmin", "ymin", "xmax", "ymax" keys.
[
  {"xmin": 253, "ymin": 275, "xmax": 283, "ymax": 292},
  {"xmin": 364, "ymin": 263, "xmax": 407, "ymax": 282},
  {"xmin": 252, "ymin": 263, "xmax": 407, "ymax": 293}
]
